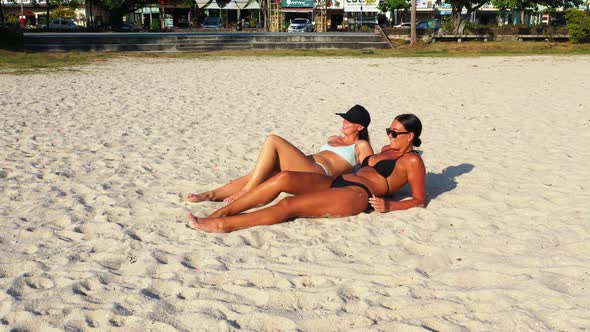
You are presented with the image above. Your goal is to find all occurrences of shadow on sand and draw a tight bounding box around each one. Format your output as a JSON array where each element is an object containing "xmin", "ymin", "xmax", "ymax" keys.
[{"xmin": 393, "ymin": 163, "xmax": 475, "ymax": 205}]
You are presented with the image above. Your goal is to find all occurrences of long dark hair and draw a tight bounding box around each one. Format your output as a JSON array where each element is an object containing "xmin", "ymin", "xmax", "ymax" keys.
[
  {"xmin": 359, "ymin": 127, "xmax": 370, "ymax": 143},
  {"xmin": 395, "ymin": 114, "xmax": 422, "ymax": 147}
]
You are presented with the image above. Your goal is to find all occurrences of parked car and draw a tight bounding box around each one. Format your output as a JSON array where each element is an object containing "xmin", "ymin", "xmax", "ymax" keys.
[
  {"xmin": 288, "ymin": 18, "xmax": 314, "ymax": 33},
  {"xmin": 40, "ymin": 18, "xmax": 83, "ymax": 30},
  {"xmin": 393, "ymin": 22, "xmax": 411, "ymax": 28},
  {"xmin": 416, "ymin": 18, "xmax": 440, "ymax": 30},
  {"xmin": 201, "ymin": 16, "xmax": 222, "ymax": 29},
  {"xmin": 394, "ymin": 19, "xmax": 440, "ymax": 30},
  {"xmin": 113, "ymin": 22, "xmax": 143, "ymax": 32}
]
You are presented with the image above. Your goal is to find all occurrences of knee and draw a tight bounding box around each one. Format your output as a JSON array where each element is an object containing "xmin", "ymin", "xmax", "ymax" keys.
[
  {"xmin": 272, "ymin": 171, "xmax": 296, "ymax": 186},
  {"xmin": 276, "ymin": 196, "xmax": 296, "ymax": 215},
  {"xmin": 265, "ymin": 134, "xmax": 283, "ymax": 145}
]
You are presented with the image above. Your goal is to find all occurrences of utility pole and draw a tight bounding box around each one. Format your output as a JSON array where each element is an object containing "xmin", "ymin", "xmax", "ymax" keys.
[
  {"xmin": 410, "ymin": 0, "xmax": 416, "ymax": 44},
  {"xmin": 46, "ymin": 0, "xmax": 50, "ymax": 30}
]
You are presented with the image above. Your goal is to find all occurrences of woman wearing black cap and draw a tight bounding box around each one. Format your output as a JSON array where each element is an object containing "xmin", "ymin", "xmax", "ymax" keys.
[
  {"xmin": 187, "ymin": 105, "xmax": 374, "ymax": 203},
  {"xmin": 189, "ymin": 114, "xmax": 426, "ymax": 233}
]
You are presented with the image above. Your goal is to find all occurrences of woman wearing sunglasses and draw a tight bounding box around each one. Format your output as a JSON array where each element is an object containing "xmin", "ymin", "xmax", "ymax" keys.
[
  {"xmin": 187, "ymin": 105, "xmax": 374, "ymax": 203},
  {"xmin": 189, "ymin": 114, "xmax": 425, "ymax": 233}
]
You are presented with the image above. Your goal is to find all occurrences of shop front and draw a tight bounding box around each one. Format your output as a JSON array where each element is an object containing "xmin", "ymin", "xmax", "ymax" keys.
[
  {"xmin": 343, "ymin": 0, "xmax": 380, "ymax": 28},
  {"xmin": 326, "ymin": 0, "xmax": 344, "ymax": 30},
  {"xmin": 281, "ymin": 0, "xmax": 315, "ymax": 25},
  {"xmin": 196, "ymin": 0, "xmax": 259, "ymax": 28}
]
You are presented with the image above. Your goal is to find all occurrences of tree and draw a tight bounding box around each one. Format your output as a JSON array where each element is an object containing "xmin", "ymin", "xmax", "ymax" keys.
[
  {"xmin": 377, "ymin": 0, "xmax": 410, "ymax": 11},
  {"xmin": 378, "ymin": 0, "xmax": 410, "ymax": 25},
  {"xmin": 93, "ymin": 0, "xmax": 158, "ymax": 26},
  {"xmin": 492, "ymin": 0, "xmax": 539, "ymax": 23},
  {"xmin": 1, "ymin": 0, "xmax": 5, "ymax": 25},
  {"xmin": 443, "ymin": 0, "xmax": 488, "ymax": 34},
  {"xmin": 492, "ymin": 0, "xmax": 582, "ymax": 24},
  {"xmin": 565, "ymin": 7, "xmax": 590, "ymax": 41},
  {"xmin": 51, "ymin": 6, "xmax": 76, "ymax": 17}
]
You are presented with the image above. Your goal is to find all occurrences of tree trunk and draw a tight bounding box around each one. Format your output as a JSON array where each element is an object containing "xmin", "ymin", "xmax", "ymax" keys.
[
  {"xmin": 410, "ymin": 0, "xmax": 416, "ymax": 44},
  {"xmin": 451, "ymin": 8, "xmax": 465, "ymax": 35},
  {"xmin": 1, "ymin": 0, "xmax": 5, "ymax": 25},
  {"xmin": 46, "ymin": 0, "xmax": 50, "ymax": 30},
  {"xmin": 87, "ymin": 0, "xmax": 93, "ymax": 29},
  {"xmin": 261, "ymin": 0, "xmax": 267, "ymax": 30}
]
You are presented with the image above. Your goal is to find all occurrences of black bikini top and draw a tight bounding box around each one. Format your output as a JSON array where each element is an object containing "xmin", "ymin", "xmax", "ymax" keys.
[{"xmin": 360, "ymin": 151, "xmax": 417, "ymax": 179}]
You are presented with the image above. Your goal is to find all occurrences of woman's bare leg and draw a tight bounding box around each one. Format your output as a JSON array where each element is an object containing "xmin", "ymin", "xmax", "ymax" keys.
[
  {"xmin": 209, "ymin": 171, "xmax": 333, "ymax": 218},
  {"xmin": 187, "ymin": 135, "xmax": 321, "ymax": 203},
  {"xmin": 187, "ymin": 172, "xmax": 253, "ymax": 202},
  {"xmin": 189, "ymin": 187, "xmax": 369, "ymax": 233},
  {"xmin": 224, "ymin": 134, "xmax": 323, "ymax": 203}
]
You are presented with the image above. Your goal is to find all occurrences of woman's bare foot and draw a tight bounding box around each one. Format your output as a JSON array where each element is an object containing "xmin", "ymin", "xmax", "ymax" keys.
[
  {"xmin": 223, "ymin": 188, "xmax": 250, "ymax": 203},
  {"xmin": 187, "ymin": 191, "xmax": 213, "ymax": 203},
  {"xmin": 208, "ymin": 207, "xmax": 230, "ymax": 218},
  {"xmin": 188, "ymin": 213, "xmax": 225, "ymax": 233}
]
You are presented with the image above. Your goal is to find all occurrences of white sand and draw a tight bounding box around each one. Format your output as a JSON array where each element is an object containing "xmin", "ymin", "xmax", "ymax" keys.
[{"xmin": 1, "ymin": 55, "xmax": 589, "ymax": 331}]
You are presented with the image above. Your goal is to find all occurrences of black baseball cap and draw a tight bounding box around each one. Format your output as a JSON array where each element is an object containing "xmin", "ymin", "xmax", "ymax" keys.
[{"xmin": 336, "ymin": 104, "xmax": 371, "ymax": 128}]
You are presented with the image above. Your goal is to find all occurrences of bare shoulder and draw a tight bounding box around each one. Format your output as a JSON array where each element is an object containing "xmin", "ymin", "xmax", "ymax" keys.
[
  {"xmin": 402, "ymin": 153, "xmax": 425, "ymax": 171},
  {"xmin": 355, "ymin": 140, "xmax": 374, "ymax": 157},
  {"xmin": 355, "ymin": 140, "xmax": 372, "ymax": 150}
]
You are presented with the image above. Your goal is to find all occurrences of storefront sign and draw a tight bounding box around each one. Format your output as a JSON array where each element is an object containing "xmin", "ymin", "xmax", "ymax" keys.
[
  {"xmin": 327, "ymin": 0, "xmax": 344, "ymax": 9},
  {"xmin": 140, "ymin": 7, "xmax": 160, "ymax": 13},
  {"xmin": 343, "ymin": 0, "xmax": 379, "ymax": 12},
  {"xmin": 281, "ymin": 0, "xmax": 315, "ymax": 8},
  {"xmin": 417, "ymin": 0, "xmax": 433, "ymax": 8}
]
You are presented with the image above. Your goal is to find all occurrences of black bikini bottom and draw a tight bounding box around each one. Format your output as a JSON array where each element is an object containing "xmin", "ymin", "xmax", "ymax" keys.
[{"xmin": 330, "ymin": 175, "xmax": 371, "ymax": 197}]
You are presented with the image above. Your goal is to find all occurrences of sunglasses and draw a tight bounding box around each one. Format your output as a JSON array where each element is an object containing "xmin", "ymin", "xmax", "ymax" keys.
[{"xmin": 386, "ymin": 128, "xmax": 410, "ymax": 138}]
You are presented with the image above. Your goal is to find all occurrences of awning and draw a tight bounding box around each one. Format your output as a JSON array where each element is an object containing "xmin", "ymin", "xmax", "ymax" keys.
[
  {"xmin": 235, "ymin": 0, "xmax": 250, "ymax": 9},
  {"xmin": 223, "ymin": 1, "xmax": 240, "ymax": 9},
  {"xmin": 196, "ymin": 0, "xmax": 211, "ymax": 8},
  {"xmin": 244, "ymin": 0, "xmax": 260, "ymax": 9},
  {"xmin": 281, "ymin": 7, "xmax": 313, "ymax": 12},
  {"xmin": 223, "ymin": 0, "xmax": 249, "ymax": 9},
  {"xmin": 206, "ymin": 1, "xmax": 221, "ymax": 9}
]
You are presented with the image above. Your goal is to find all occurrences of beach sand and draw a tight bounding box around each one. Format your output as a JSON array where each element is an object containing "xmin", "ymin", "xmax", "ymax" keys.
[{"xmin": 1, "ymin": 55, "xmax": 589, "ymax": 331}]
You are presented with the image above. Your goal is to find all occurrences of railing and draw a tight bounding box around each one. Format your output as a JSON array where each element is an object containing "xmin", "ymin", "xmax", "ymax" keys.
[{"xmin": 375, "ymin": 25, "xmax": 394, "ymax": 49}]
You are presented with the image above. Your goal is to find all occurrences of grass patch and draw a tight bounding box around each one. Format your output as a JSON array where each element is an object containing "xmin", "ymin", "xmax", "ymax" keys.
[
  {"xmin": 2, "ymin": 41, "xmax": 590, "ymax": 73},
  {"xmin": 0, "ymin": 50, "xmax": 116, "ymax": 74}
]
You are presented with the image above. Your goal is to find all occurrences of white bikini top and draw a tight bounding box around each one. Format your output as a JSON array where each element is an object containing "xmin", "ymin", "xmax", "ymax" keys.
[{"xmin": 319, "ymin": 141, "xmax": 358, "ymax": 166}]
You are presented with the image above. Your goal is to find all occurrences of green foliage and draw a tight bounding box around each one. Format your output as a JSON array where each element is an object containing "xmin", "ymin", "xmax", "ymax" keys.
[
  {"xmin": 359, "ymin": 25, "xmax": 373, "ymax": 32},
  {"xmin": 444, "ymin": 0, "xmax": 488, "ymax": 13},
  {"xmin": 50, "ymin": 7, "xmax": 76, "ymax": 18},
  {"xmin": 441, "ymin": 16, "xmax": 453, "ymax": 33},
  {"xmin": 51, "ymin": 0, "xmax": 83, "ymax": 9},
  {"xmin": 6, "ymin": 14, "xmax": 18, "ymax": 23},
  {"xmin": 150, "ymin": 18, "xmax": 161, "ymax": 30},
  {"xmin": 566, "ymin": 8, "xmax": 590, "ymax": 42},
  {"xmin": 465, "ymin": 23, "xmax": 495, "ymax": 35},
  {"xmin": 491, "ymin": 0, "xmax": 539, "ymax": 11},
  {"xmin": 378, "ymin": 0, "xmax": 410, "ymax": 13}
]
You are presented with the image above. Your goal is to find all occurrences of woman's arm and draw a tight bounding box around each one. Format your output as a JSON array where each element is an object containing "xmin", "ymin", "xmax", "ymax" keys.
[
  {"xmin": 369, "ymin": 156, "xmax": 426, "ymax": 213},
  {"xmin": 356, "ymin": 140, "xmax": 374, "ymax": 164}
]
